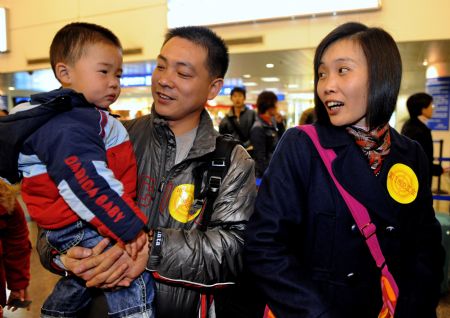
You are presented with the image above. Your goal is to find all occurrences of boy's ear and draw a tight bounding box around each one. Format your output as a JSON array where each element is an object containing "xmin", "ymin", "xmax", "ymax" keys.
[{"xmin": 54, "ymin": 62, "xmax": 71, "ymax": 85}]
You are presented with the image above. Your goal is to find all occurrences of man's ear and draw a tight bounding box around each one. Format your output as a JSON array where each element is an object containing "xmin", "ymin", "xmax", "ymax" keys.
[
  {"xmin": 54, "ymin": 62, "xmax": 72, "ymax": 86},
  {"xmin": 207, "ymin": 78, "xmax": 224, "ymax": 100}
]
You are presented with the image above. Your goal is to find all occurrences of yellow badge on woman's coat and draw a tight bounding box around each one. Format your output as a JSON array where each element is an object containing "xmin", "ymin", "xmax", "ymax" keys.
[
  {"xmin": 387, "ymin": 163, "xmax": 418, "ymax": 204},
  {"xmin": 169, "ymin": 184, "xmax": 201, "ymax": 223}
]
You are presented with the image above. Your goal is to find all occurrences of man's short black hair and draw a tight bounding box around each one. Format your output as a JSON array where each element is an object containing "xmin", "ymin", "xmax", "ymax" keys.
[
  {"xmin": 230, "ymin": 87, "xmax": 246, "ymax": 98},
  {"xmin": 407, "ymin": 92, "xmax": 433, "ymax": 118},
  {"xmin": 164, "ymin": 26, "xmax": 229, "ymax": 79}
]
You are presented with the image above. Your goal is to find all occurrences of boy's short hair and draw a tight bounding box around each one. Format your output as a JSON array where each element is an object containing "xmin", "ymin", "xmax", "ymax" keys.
[
  {"xmin": 230, "ymin": 87, "xmax": 246, "ymax": 98},
  {"xmin": 256, "ymin": 91, "xmax": 278, "ymax": 114},
  {"xmin": 50, "ymin": 22, "xmax": 122, "ymax": 78},
  {"xmin": 406, "ymin": 92, "xmax": 433, "ymax": 118},
  {"xmin": 314, "ymin": 22, "xmax": 402, "ymax": 129},
  {"xmin": 164, "ymin": 26, "xmax": 229, "ymax": 79}
]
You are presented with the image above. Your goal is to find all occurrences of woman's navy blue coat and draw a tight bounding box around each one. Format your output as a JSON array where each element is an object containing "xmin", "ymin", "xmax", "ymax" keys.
[{"xmin": 245, "ymin": 123, "xmax": 444, "ymax": 318}]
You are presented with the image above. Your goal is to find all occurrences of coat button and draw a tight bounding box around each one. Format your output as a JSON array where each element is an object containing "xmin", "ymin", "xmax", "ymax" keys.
[
  {"xmin": 351, "ymin": 224, "xmax": 359, "ymax": 234},
  {"xmin": 385, "ymin": 226, "xmax": 395, "ymax": 232},
  {"xmin": 345, "ymin": 272, "xmax": 359, "ymax": 285},
  {"xmin": 385, "ymin": 226, "xmax": 396, "ymax": 236}
]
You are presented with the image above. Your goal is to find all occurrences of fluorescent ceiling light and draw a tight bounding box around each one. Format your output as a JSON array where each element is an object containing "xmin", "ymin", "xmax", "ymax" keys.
[
  {"xmin": 288, "ymin": 84, "xmax": 299, "ymax": 89},
  {"xmin": 242, "ymin": 74, "xmax": 251, "ymax": 78},
  {"xmin": 243, "ymin": 82, "xmax": 258, "ymax": 86},
  {"xmin": 168, "ymin": 0, "xmax": 381, "ymax": 28},
  {"xmin": 0, "ymin": 7, "xmax": 7, "ymax": 53},
  {"xmin": 265, "ymin": 63, "xmax": 274, "ymax": 68},
  {"xmin": 261, "ymin": 77, "xmax": 280, "ymax": 82}
]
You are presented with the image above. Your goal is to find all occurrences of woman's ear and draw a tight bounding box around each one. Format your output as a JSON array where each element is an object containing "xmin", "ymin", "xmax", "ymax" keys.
[{"xmin": 54, "ymin": 62, "xmax": 71, "ymax": 86}]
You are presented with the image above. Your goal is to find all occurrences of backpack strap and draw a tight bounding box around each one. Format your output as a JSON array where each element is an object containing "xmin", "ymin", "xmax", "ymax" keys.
[
  {"xmin": 298, "ymin": 124, "xmax": 399, "ymax": 317},
  {"xmin": 194, "ymin": 134, "xmax": 239, "ymax": 231}
]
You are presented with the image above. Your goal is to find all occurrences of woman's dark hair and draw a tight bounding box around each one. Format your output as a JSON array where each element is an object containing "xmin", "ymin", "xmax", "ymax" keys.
[
  {"xmin": 256, "ymin": 91, "xmax": 278, "ymax": 114},
  {"xmin": 314, "ymin": 22, "xmax": 402, "ymax": 129},
  {"xmin": 406, "ymin": 92, "xmax": 433, "ymax": 118},
  {"xmin": 164, "ymin": 26, "xmax": 229, "ymax": 79}
]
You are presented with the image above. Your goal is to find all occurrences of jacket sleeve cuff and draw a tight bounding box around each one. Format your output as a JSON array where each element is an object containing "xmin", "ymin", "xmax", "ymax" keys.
[{"xmin": 148, "ymin": 229, "xmax": 164, "ymax": 268}]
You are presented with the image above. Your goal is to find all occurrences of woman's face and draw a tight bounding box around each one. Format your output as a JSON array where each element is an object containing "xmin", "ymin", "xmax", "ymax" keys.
[{"xmin": 317, "ymin": 38, "xmax": 369, "ymax": 128}]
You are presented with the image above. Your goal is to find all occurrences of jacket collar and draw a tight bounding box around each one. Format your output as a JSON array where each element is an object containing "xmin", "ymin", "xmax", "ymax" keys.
[
  {"xmin": 315, "ymin": 123, "xmax": 401, "ymax": 224},
  {"xmin": 151, "ymin": 107, "xmax": 218, "ymax": 160},
  {"xmin": 31, "ymin": 88, "xmax": 85, "ymax": 105},
  {"xmin": 227, "ymin": 106, "xmax": 249, "ymax": 117}
]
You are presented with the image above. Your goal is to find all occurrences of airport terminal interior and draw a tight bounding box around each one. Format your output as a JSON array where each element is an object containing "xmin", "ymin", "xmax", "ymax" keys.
[{"xmin": 1, "ymin": 0, "xmax": 450, "ymax": 317}]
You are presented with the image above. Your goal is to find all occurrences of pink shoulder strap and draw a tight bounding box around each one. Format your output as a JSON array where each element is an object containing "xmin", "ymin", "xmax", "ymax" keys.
[{"xmin": 298, "ymin": 125, "xmax": 399, "ymax": 317}]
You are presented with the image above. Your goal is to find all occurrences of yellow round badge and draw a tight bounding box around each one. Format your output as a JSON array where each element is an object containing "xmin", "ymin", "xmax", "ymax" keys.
[
  {"xmin": 168, "ymin": 184, "xmax": 201, "ymax": 223},
  {"xmin": 386, "ymin": 163, "xmax": 418, "ymax": 204}
]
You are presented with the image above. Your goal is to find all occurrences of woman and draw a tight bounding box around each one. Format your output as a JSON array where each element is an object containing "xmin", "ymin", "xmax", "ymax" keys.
[{"xmin": 245, "ymin": 22, "xmax": 444, "ymax": 318}]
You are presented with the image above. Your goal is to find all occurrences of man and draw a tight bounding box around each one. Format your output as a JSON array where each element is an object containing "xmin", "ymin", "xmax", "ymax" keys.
[
  {"xmin": 401, "ymin": 92, "xmax": 444, "ymax": 187},
  {"xmin": 219, "ymin": 86, "xmax": 255, "ymax": 151},
  {"xmin": 250, "ymin": 90, "xmax": 285, "ymax": 179},
  {"xmin": 37, "ymin": 26, "xmax": 256, "ymax": 317}
]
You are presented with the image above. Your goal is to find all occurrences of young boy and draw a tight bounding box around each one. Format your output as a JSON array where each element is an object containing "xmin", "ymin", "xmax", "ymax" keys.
[{"xmin": 12, "ymin": 22, "xmax": 154, "ymax": 317}]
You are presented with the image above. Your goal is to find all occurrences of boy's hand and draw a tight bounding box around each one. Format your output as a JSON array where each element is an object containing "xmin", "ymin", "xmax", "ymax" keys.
[{"xmin": 124, "ymin": 230, "xmax": 147, "ymax": 260}]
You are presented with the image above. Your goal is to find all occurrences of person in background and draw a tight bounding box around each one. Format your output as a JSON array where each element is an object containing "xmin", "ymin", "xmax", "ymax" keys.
[
  {"xmin": 219, "ymin": 86, "xmax": 256, "ymax": 152},
  {"xmin": 0, "ymin": 178, "xmax": 31, "ymax": 318},
  {"xmin": 245, "ymin": 22, "xmax": 444, "ymax": 318},
  {"xmin": 401, "ymin": 92, "xmax": 444, "ymax": 187},
  {"xmin": 9, "ymin": 22, "xmax": 154, "ymax": 317},
  {"xmin": 299, "ymin": 107, "xmax": 316, "ymax": 125},
  {"xmin": 0, "ymin": 99, "xmax": 7, "ymax": 117},
  {"xmin": 250, "ymin": 90, "xmax": 285, "ymax": 180},
  {"xmin": 37, "ymin": 25, "xmax": 257, "ymax": 318}
]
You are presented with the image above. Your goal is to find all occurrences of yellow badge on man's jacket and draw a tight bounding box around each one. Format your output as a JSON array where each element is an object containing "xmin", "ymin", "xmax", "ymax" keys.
[
  {"xmin": 169, "ymin": 184, "xmax": 201, "ymax": 223},
  {"xmin": 387, "ymin": 163, "xmax": 418, "ymax": 204}
]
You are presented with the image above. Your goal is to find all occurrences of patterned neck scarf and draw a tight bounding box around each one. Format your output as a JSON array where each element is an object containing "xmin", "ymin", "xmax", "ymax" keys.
[{"xmin": 346, "ymin": 124, "xmax": 391, "ymax": 175}]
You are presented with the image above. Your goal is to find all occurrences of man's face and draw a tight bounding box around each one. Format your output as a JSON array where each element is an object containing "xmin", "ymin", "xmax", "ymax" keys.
[
  {"xmin": 230, "ymin": 92, "xmax": 245, "ymax": 109},
  {"xmin": 151, "ymin": 37, "xmax": 223, "ymax": 126}
]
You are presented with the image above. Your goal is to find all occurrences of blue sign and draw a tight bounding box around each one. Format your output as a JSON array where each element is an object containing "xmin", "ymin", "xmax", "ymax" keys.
[
  {"xmin": 120, "ymin": 75, "xmax": 152, "ymax": 87},
  {"xmin": 426, "ymin": 76, "xmax": 450, "ymax": 131}
]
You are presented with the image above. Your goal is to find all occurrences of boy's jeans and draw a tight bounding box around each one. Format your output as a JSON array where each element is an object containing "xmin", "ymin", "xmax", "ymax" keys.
[{"xmin": 41, "ymin": 220, "xmax": 154, "ymax": 318}]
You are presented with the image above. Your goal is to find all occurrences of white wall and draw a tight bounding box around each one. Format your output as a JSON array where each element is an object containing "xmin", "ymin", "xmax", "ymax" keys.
[
  {"xmin": 211, "ymin": 0, "xmax": 450, "ymax": 53},
  {"xmin": 0, "ymin": 0, "xmax": 167, "ymax": 72},
  {"xmin": 2, "ymin": 0, "xmax": 450, "ymax": 72}
]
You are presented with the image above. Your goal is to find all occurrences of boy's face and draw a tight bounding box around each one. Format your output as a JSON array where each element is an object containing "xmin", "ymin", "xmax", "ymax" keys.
[{"xmin": 62, "ymin": 42, "xmax": 123, "ymax": 109}]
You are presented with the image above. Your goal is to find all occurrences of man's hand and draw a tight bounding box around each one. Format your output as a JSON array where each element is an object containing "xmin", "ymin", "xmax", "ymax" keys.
[
  {"xmin": 124, "ymin": 230, "xmax": 147, "ymax": 260},
  {"xmin": 60, "ymin": 238, "xmax": 127, "ymax": 283},
  {"xmin": 93, "ymin": 236, "xmax": 150, "ymax": 289}
]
